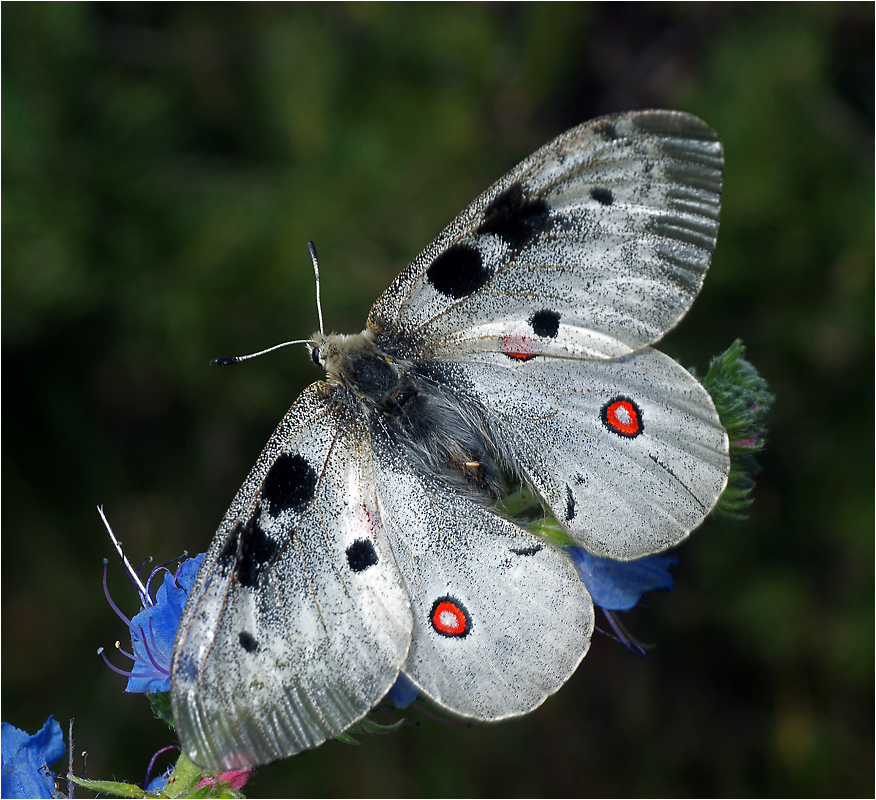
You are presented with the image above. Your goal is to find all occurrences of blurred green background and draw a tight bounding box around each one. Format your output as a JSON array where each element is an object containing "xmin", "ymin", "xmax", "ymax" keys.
[{"xmin": 3, "ymin": 3, "xmax": 873, "ymax": 797}]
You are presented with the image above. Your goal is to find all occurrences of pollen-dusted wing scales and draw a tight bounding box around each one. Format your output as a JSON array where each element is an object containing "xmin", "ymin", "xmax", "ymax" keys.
[{"xmin": 171, "ymin": 110, "xmax": 730, "ymax": 771}]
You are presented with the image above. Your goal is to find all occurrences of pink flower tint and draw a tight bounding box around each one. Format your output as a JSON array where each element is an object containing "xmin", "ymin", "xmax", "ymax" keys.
[{"xmin": 196, "ymin": 769, "xmax": 252, "ymax": 791}]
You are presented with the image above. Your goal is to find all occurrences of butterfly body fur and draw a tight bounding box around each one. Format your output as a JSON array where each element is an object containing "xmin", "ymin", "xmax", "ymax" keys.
[
  {"xmin": 313, "ymin": 328, "xmax": 511, "ymax": 499},
  {"xmin": 172, "ymin": 110, "xmax": 730, "ymax": 771}
]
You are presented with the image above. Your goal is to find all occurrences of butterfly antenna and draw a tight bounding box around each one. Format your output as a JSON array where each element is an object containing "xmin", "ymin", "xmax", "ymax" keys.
[
  {"xmin": 308, "ymin": 240, "xmax": 325, "ymax": 336},
  {"xmin": 212, "ymin": 241, "xmax": 326, "ymax": 366},
  {"xmin": 211, "ymin": 339, "xmax": 313, "ymax": 366}
]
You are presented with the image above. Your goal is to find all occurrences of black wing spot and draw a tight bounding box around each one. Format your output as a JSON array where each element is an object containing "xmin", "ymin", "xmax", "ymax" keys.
[
  {"xmin": 236, "ymin": 517, "xmax": 280, "ymax": 589},
  {"xmin": 346, "ymin": 539, "xmax": 379, "ymax": 573},
  {"xmin": 510, "ymin": 545, "xmax": 544, "ymax": 556},
  {"xmin": 216, "ymin": 533, "xmax": 238, "ymax": 575},
  {"xmin": 595, "ymin": 121, "xmax": 619, "ymax": 141},
  {"xmin": 590, "ymin": 187, "xmax": 614, "ymax": 206},
  {"xmin": 262, "ymin": 453, "xmax": 318, "ymax": 516},
  {"xmin": 427, "ymin": 243, "xmax": 491, "ymax": 299},
  {"xmin": 530, "ymin": 309, "xmax": 561, "ymax": 338},
  {"xmin": 477, "ymin": 184, "xmax": 550, "ymax": 251},
  {"xmin": 565, "ymin": 485, "xmax": 577, "ymax": 522},
  {"xmin": 239, "ymin": 631, "xmax": 259, "ymax": 653}
]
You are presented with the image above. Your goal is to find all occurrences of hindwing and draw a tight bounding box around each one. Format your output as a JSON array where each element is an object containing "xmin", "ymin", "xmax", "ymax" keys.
[
  {"xmin": 369, "ymin": 422, "xmax": 594, "ymax": 720},
  {"xmin": 428, "ymin": 348, "xmax": 729, "ymax": 559}
]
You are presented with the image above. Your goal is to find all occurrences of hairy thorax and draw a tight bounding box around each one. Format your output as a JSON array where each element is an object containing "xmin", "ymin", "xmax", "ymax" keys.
[{"xmin": 310, "ymin": 330, "xmax": 505, "ymax": 497}]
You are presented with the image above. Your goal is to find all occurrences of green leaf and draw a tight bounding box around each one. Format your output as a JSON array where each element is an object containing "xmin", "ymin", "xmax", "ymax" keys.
[
  {"xmin": 697, "ymin": 339, "xmax": 774, "ymax": 520},
  {"xmin": 148, "ymin": 690, "xmax": 175, "ymax": 729}
]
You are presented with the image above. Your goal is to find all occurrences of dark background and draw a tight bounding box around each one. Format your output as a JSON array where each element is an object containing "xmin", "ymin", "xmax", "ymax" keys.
[{"xmin": 3, "ymin": 4, "xmax": 873, "ymax": 797}]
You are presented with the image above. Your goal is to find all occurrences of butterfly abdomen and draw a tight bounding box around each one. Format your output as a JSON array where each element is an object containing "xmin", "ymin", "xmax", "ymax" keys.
[{"xmin": 388, "ymin": 380, "xmax": 507, "ymax": 498}]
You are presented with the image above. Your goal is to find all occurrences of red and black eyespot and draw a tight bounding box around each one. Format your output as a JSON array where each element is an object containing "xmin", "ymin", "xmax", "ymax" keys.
[
  {"xmin": 430, "ymin": 596, "xmax": 471, "ymax": 638},
  {"xmin": 601, "ymin": 396, "xmax": 644, "ymax": 438}
]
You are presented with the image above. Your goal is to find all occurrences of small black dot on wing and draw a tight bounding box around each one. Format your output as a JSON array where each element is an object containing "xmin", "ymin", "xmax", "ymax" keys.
[
  {"xmin": 235, "ymin": 517, "xmax": 280, "ymax": 589},
  {"xmin": 510, "ymin": 545, "xmax": 543, "ymax": 556},
  {"xmin": 346, "ymin": 539, "xmax": 379, "ymax": 573},
  {"xmin": 590, "ymin": 187, "xmax": 614, "ymax": 206},
  {"xmin": 530, "ymin": 309, "xmax": 561, "ymax": 338},
  {"xmin": 239, "ymin": 631, "xmax": 259, "ymax": 653},
  {"xmin": 565, "ymin": 485, "xmax": 577, "ymax": 522}
]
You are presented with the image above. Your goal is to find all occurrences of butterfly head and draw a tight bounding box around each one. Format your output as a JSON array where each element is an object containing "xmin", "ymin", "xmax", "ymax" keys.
[{"xmin": 308, "ymin": 330, "xmax": 384, "ymax": 384}]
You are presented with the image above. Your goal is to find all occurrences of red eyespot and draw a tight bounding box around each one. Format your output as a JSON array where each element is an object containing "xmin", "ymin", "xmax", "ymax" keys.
[
  {"xmin": 430, "ymin": 597, "xmax": 471, "ymax": 638},
  {"xmin": 500, "ymin": 334, "xmax": 539, "ymax": 361},
  {"xmin": 601, "ymin": 397, "xmax": 643, "ymax": 438}
]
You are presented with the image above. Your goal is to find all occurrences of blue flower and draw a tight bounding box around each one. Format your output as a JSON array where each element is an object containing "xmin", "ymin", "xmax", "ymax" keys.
[
  {"xmin": 146, "ymin": 773, "xmax": 169, "ymax": 793},
  {"xmin": 101, "ymin": 552, "xmax": 205, "ymax": 694},
  {"xmin": 565, "ymin": 547, "xmax": 677, "ymax": 611},
  {"xmin": 386, "ymin": 673, "xmax": 420, "ymax": 709},
  {"xmin": 1, "ymin": 716, "xmax": 65, "ymax": 799}
]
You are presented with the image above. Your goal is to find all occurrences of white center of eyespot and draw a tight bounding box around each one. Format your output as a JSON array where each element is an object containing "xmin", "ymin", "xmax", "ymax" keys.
[
  {"xmin": 439, "ymin": 610, "xmax": 458, "ymax": 629},
  {"xmin": 614, "ymin": 406, "xmax": 631, "ymax": 425}
]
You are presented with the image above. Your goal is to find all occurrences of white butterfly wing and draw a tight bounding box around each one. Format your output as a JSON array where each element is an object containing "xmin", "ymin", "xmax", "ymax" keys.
[
  {"xmin": 431, "ymin": 348, "xmax": 729, "ymax": 560},
  {"xmin": 171, "ymin": 383, "xmax": 412, "ymax": 771},
  {"xmin": 369, "ymin": 110, "xmax": 722, "ymax": 360},
  {"xmin": 370, "ymin": 426, "xmax": 594, "ymax": 720},
  {"xmin": 174, "ymin": 109, "xmax": 728, "ymax": 769}
]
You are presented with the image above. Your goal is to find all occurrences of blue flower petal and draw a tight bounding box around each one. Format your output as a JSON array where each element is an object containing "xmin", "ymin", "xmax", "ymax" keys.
[
  {"xmin": 147, "ymin": 773, "xmax": 169, "ymax": 792},
  {"xmin": 176, "ymin": 553, "xmax": 204, "ymax": 593},
  {"xmin": 566, "ymin": 547, "xmax": 677, "ymax": 611},
  {"xmin": 386, "ymin": 673, "xmax": 419, "ymax": 709},
  {"xmin": 1, "ymin": 716, "xmax": 65, "ymax": 799},
  {"xmin": 126, "ymin": 553, "xmax": 205, "ymax": 693}
]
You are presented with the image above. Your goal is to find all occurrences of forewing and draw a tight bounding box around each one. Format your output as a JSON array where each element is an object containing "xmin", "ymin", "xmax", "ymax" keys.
[
  {"xmin": 171, "ymin": 383, "xmax": 412, "ymax": 770},
  {"xmin": 429, "ymin": 348, "xmax": 729, "ymax": 560},
  {"xmin": 370, "ymin": 423, "xmax": 594, "ymax": 721},
  {"xmin": 369, "ymin": 110, "xmax": 722, "ymax": 360}
]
